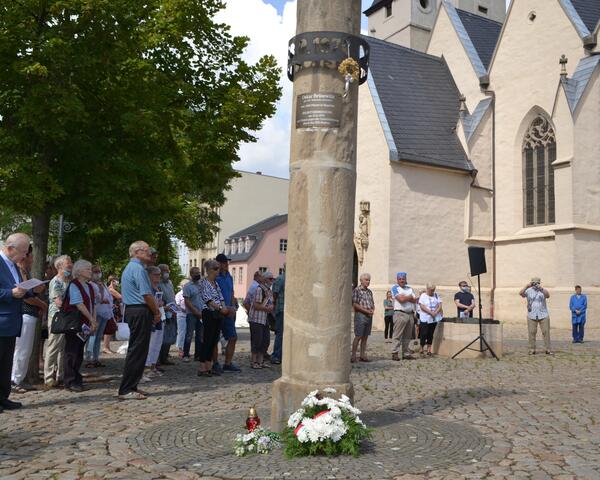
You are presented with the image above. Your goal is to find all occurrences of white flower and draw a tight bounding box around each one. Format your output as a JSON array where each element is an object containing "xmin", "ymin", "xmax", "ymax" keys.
[
  {"xmin": 323, "ymin": 387, "xmax": 337, "ymax": 394},
  {"xmin": 287, "ymin": 409, "xmax": 305, "ymax": 428}
]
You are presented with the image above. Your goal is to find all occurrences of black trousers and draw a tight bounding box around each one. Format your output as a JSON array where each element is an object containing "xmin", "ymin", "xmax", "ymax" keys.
[
  {"xmin": 158, "ymin": 344, "xmax": 170, "ymax": 364},
  {"xmin": 119, "ymin": 305, "xmax": 152, "ymax": 395},
  {"xmin": 384, "ymin": 316, "xmax": 394, "ymax": 338},
  {"xmin": 63, "ymin": 331, "xmax": 84, "ymax": 388},
  {"xmin": 419, "ymin": 322, "xmax": 437, "ymax": 347},
  {"xmin": 0, "ymin": 336, "xmax": 16, "ymax": 401},
  {"xmin": 199, "ymin": 309, "xmax": 222, "ymax": 362}
]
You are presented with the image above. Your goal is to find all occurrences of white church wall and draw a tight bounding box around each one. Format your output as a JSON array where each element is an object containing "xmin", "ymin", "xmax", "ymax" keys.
[
  {"xmin": 387, "ymin": 161, "xmax": 483, "ymax": 286},
  {"xmin": 485, "ymin": 0, "xmax": 584, "ymax": 327},
  {"xmin": 572, "ymin": 68, "xmax": 600, "ymax": 226},
  {"xmin": 427, "ymin": 5, "xmax": 485, "ymax": 113},
  {"xmin": 356, "ymin": 83, "xmax": 393, "ymax": 331},
  {"xmin": 368, "ymin": 0, "xmax": 412, "ymax": 43}
]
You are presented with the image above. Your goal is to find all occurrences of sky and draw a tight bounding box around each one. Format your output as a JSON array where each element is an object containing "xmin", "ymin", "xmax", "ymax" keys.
[{"xmin": 218, "ymin": 0, "xmax": 512, "ymax": 179}]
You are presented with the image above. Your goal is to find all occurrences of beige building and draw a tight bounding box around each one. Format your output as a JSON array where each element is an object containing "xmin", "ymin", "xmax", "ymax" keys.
[
  {"xmin": 187, "ymin": 171, "xmax": 288, "ymax": 273},
  {"xmin": 358, "ymin": 0, "xmax": 600, "ymax": 329}
]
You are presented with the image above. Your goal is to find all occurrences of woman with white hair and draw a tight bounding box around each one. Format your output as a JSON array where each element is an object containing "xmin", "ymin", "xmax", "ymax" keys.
[
  {"xmin": 62, "ymin": 259, "xmax": 97, "ymax": 392},
  {"xmin": 175, "ymin": 279, "xmax": 189, "ymax": 356},
  {"xmin": 417, "ymin": 283, "xmax": 443, "ymax": 357}
]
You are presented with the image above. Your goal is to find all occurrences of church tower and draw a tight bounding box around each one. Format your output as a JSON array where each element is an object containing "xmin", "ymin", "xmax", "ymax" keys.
[{"xmin": 364, "ymin": 0, "xmax": 506, "ymax": 51}]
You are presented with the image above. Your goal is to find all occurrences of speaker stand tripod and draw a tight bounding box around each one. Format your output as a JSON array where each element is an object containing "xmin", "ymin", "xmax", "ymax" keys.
[{"xmin": 452, "ymin": 274, "xmax": 499, "ymax": 360}]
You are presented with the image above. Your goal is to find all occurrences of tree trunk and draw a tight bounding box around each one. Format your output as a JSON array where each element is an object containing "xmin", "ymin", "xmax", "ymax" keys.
[{"xmin": 26, "ymin": 211, "xmax": 51, "ymax": 384}]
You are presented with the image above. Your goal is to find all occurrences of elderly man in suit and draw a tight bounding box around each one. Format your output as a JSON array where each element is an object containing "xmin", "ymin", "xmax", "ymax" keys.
[{"xmin": 0, "ymin": 233, "xmax": 31, "ymax": 413}]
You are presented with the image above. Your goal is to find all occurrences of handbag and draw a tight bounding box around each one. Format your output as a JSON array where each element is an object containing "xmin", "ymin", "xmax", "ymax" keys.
[
  {"xmin": 115, "ymin": 320, "xmax": 130, "ymax": 341},
  {"xmin": 50, "ymin": 283, "xmax": 83, "ymax": 334},
  {"xmin": 104, "ymin": 317, "xmax": 118, "ymax": 336}
]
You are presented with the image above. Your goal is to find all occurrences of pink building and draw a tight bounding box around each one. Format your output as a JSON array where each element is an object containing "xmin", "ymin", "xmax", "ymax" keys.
[{"xmin": 224, "ymin": 214, "xmax": 287, "ymax": 300}]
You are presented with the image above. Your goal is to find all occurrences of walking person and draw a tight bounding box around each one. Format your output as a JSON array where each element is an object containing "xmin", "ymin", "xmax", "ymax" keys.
[
  {"xmin": 44, "ymin": 255, "xmax": 72, "ymax": 388},
  {"xmin": 84, "ymin": 265, "xmax": 113, "ymax": 368},
  {"xmin": 118, "ymin": 241, "xmax": 160, "ymax": 400},
  {"xmin": 62, "ymin": 260, "xmax": 98, "ymax": 393},
  {"xmin": 417, "ymin": 283, "xmax": 443, "ymax": 356},
  {"xmin": 383, "ymin": 290, "xmax": 394, "ymax": 343},
  {"xmin": 182, "ymin": 267, "xmax": 203, "ymax": 362},
  {"xmin": 569, "ymin": 286, "xmax": 587, "ymax": 343},
  {"xmin": 351, "ymin": 273, "xmax": 375, "ymax": 363},
  {"xmin": 391, "ymin": 272, "xmax": 417, "ymax": 361},
  {"xmin": 519, "ymin": 277, "xmax": 552, "ymax": 355},
  {"xmin": 197, "ymin": 260, "xmax": 232, "ymax": 376},
  {"xmin": 0, "ymin": 233, "xmax": 31, "ymax": 412}
]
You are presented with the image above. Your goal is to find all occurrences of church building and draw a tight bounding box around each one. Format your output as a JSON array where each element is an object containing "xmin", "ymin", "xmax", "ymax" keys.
[{"xmin": 356, "ymin": 0, "xmax": 600, "ymax": 328}]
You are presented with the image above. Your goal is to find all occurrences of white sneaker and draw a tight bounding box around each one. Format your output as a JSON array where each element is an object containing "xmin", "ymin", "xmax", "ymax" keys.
[{"xmin": 140, "ymin": 375, "xmax": 152, "ymax": 383}]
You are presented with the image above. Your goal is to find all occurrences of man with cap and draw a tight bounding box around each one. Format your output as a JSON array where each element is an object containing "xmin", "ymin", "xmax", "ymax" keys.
[
  {"xmin": 215, "ymin": 253, "xmax": 241, "ymax": 372},
  {"xmin": 519, "ymin": 277, "xmax": 552, "ymax": 355},
  {"xmin": 390, "ymin": 272, "xmax": 417, "ymax": 361}
]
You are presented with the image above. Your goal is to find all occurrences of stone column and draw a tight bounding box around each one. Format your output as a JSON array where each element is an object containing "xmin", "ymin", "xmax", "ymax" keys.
[{"xmin": 271, "ymin": 0, "xmax": 361, "ymax": 431}]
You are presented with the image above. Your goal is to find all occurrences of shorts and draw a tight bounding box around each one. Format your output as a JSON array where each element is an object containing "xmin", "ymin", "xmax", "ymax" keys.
[
  {"xmin": 222, "ymin": 316, "xmax": 237, "ymax": 340},
  {"xmin": 354, "ymin": 312, "xmax": 373, "ymax": 337},
  {"xmin": 249, "ymin": 322, "xmax": 269, "ymax": 354}
]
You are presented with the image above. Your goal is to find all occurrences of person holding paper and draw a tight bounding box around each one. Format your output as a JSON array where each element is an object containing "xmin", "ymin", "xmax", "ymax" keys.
[{"xmin": 0, "ymin": 233, "xmax": 31, "ymax": 413}]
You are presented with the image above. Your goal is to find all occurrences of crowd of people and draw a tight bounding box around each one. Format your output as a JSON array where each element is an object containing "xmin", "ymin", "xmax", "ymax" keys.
[
  {"xmin": 0, "ymin": 234, "xmax": 287, "ymax": 409},
  {"xmin": 351, "ymin": 271, "xmax": 589, "ymax": 362},
  {"xmin": 0, "ymin": 231, "xmax": 590, "ymax": 411}
]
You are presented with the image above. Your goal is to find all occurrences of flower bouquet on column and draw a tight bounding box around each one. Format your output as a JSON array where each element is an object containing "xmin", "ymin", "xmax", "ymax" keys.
[{"xmin": 283, "ymin": 388, "xmax": 372, "ymax": 457}]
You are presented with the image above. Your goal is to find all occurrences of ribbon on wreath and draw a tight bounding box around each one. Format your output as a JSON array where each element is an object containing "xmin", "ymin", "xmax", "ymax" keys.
[{"xmin": 293, "ymin": 409, "xmax": 331, "ymax": 437}]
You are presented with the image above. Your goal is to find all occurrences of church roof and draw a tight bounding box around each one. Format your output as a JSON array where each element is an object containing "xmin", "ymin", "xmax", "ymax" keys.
[
  {"xmin": 455, "ymin": 9, "xmax": 502, "ymax": 70},
  {"xmin": 561, "ymin": 54, "xmax": 600, "ymax": 113},
  {"xmin": 365, "ymin": 35, "xmax": 473, "ymax": 173},
  {"xmin": 570, "ymin": 0, "xmax": 600, "ymax": 33},
  {"xmin": 462, "ymin": 97, "xmax": 493, "ymax": 142},
  {"xmin": 364, "ymin": 0, "xmax": 392, "ymax": 17}
]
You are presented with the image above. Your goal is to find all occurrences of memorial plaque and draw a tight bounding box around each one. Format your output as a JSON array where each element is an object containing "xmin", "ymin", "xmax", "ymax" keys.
[{"xmin": 296, "ymin": 93, "xmax": 342, "ymax": 129}]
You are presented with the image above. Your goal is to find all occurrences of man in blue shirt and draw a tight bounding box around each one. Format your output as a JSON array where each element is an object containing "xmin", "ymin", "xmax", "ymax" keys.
[
  {"xmin": 215, "ymin": 253, "xmax": 240, "ymax": 372},
  {"xmin": 118, "ymin": 240, "xmax": 160, "ymax": 400},
  {"xmin": 0, "ymin": 233, "xmax": 30, "ymax": 413},
  {"xmin": 569, "ymin": 285, "xmax": 587, "ymax": 343}
]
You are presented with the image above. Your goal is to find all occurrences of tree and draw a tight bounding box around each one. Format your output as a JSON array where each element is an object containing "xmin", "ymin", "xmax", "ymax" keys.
[{"xmin": 0, "ymin": 0, "xmax": 282, "ymax": 277}]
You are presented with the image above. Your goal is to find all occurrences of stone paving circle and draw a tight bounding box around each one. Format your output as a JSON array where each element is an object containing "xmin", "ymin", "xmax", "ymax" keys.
[{"xmin": 128, "ymin": 409, "xmax": 489, "ymax": 479}]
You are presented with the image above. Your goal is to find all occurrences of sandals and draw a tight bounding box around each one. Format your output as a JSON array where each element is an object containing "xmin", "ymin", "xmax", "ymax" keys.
[
  {"xmin": 11, "ymin": 384, "xmax": 28, "ymax": 394},
  {"xmin": 251, "ymin": 363, "xmax": 263, "ymax": 369}
]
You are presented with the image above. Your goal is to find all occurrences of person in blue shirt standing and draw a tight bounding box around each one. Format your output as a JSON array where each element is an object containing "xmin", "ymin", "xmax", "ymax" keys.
[
  {"xmin": 215, "ymin": 253, "xmax": 241, "ymax": 372},
  {"xmin": 118, "ymin": 241, "xmax": 160, "ymax": 400},
  {"xmin": 569, "ymin": 285, "xmax": 587, "ymax": 343}
]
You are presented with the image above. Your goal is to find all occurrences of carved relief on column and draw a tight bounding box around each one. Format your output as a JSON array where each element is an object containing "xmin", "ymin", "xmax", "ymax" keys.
[{"xmin": 354, "ymin": 201, "xmax": 370, "ymax": 265}]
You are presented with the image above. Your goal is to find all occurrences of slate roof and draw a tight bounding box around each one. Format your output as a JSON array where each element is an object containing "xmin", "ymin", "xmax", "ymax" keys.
[
  {"xmin": 364, "ymin": 0, "xmax": 392, "ymax": 17},
  {"xmin": 455, "ymin": 9, "xmax": 502, "ymax": 70},
  {"xmin": 365, "ymin": 35, "xmax": 473, "ymax": 172},
  {"xmin": 570, "ymin": 0, "xmax": 600, "ymax": 33},
  {"xmin": 462, "ymin": 97, "xmax": 493, "ymax": 142},
  {"xmin": 561, "ymin": 54, "xmax": 600, "ymax": 113},
  {"xmin": 227, "ymin": 214, "xmax": 287, "ymax": 263}
]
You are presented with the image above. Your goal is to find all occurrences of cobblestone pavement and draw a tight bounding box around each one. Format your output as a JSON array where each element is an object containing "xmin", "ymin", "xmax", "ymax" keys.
[{"xmin": 0, "ymin": 326, "xmax": 599, "ymax": 480}]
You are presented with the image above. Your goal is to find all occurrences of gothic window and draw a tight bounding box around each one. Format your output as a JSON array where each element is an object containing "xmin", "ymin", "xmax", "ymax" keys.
[{"xmin": 523, "ymin": 116, "xmax": 556, "ymax": 226}]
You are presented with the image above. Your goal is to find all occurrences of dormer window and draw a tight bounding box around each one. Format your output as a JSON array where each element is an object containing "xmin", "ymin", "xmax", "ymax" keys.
[
  {"xmin": 224, "ymin": 242, "xmax": 230, "ymax": 256},
  {"xmin": 231, "ymin": 242, "xmax": 237, "ymax": 255},
  {"xmin": 245, "ymin": 238, "xmax": 251, "ymax": 253}
]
